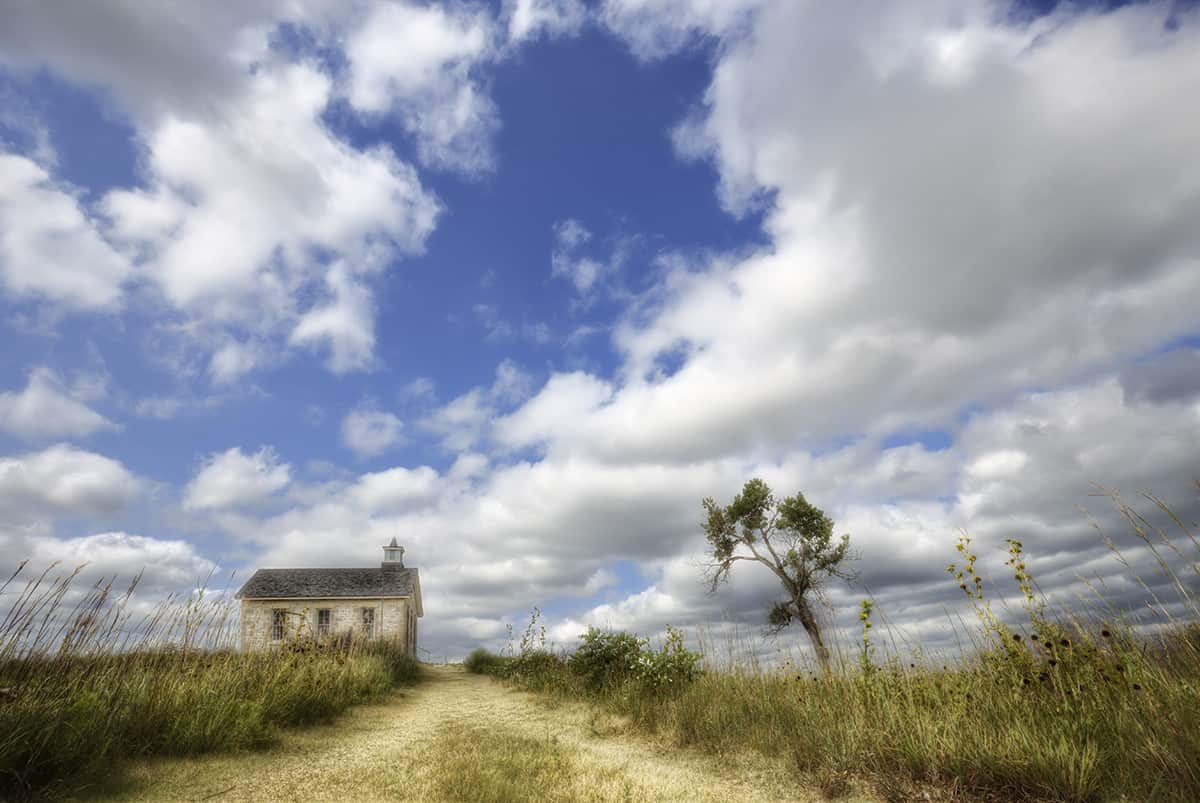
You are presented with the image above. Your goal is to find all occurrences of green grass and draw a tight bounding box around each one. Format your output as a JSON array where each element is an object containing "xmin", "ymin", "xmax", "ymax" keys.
[
  {"xmin": 482, "ymin": 493, "xmax": 1200, "ymax": 802},
  {"xmin": 0, "ymin": 565, "xmax": 421, "ymax": 799}
]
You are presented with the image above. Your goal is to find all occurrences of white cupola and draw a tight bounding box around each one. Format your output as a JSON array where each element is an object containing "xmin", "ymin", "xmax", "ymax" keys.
[{"xmin": 382, "ymin": 537, "xmax": 405, "ymax": 568}]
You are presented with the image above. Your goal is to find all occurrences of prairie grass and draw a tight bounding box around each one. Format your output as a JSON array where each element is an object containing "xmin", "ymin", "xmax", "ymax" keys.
[
  {"xmin": 482, "ymin": 493, "xmax": 1200, "ymax": 802},
  {"xmin": 0, "ymin": 564, "xmax": 420, "ymax": 799}
]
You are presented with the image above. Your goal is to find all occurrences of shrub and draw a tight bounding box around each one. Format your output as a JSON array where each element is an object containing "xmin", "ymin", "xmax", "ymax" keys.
[
  {"xmin": 568, "ymin": 628, "xmax": 644, "ymax": 692},
  {"xmin": 631, "ymin": 626, "xmax": 700, "ymax": 696},
  {"xmin": 463, "ymin": 647, "xmax": 510, "ymax": 676}
]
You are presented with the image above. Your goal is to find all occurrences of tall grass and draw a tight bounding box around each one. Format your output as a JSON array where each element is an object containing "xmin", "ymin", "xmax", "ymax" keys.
[
  {"xmin": 481, "ymin": 493, "xmax": 1200, "ymax": 801},
  {"xmin": 0, "ymin": 563, "xmax": 420, "ymax": 799}
]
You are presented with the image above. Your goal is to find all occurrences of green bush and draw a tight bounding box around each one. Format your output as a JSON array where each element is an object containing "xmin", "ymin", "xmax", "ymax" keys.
[
  {"xmin": 631, "ymin": 626, "xmax": 701, "ymax": 695},
  {"xmin": 463, "ymin": 647, "xmax": 511, "ymax": 675},
  {"xmin": 568, "ymin": 628, "xmax": 644, "ymax": 692}
]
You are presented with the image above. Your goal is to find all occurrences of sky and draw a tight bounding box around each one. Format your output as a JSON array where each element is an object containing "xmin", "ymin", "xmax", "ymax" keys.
[{"xmin": 1, "ymin": 0, "xmax": 1198, "ymax": 662}]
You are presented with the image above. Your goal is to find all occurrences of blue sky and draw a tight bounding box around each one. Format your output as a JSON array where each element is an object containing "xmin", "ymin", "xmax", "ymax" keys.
[{"xmin": 1, "ymin": 0, "xmax": 1198, "ymax": 660}]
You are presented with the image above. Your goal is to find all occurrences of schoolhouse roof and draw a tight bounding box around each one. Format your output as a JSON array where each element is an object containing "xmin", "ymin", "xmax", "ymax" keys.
[{"xmin": 236, "ymin": 567, "xmax": 419, "ymax": 606}]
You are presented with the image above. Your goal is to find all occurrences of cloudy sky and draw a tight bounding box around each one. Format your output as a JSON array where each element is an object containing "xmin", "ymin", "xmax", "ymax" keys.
[{"xmin": 2, "ymin": 0, "xmax": 1198, "ymax": 661}]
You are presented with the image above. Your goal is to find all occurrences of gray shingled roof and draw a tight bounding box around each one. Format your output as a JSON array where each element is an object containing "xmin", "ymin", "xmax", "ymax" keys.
[{"xmin": 236, "ymin": 567, "xmax": 418, "ymax": 599}]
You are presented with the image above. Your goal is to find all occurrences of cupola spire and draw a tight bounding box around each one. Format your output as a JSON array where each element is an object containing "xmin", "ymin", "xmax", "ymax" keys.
[{"xmin": 382, "ymin": 538, "xmax": 405, "ymax": 568}]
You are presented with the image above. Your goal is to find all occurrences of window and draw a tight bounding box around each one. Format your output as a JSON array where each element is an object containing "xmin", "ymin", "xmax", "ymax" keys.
[
  {"xmin": 271, "ymin": 609, "xmax": 286, "ymax": 642},
  {"xmin": 317, "ymin": 609, "xmax": 331, "ymax": 638},
  {"xmin": 361, "ymin": 607, "xmax": 376, "ymax": 640}
]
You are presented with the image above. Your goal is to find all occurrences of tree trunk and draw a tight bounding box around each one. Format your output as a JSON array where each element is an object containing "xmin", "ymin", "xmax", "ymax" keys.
[{"xmin": 795, "ymin": 598, "xmax": 831, "ymax": 675}]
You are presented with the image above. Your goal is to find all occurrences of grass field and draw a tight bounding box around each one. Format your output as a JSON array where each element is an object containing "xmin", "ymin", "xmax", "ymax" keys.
[
  {"xmin": 0, "ymin": 565, "xmax": 421, "ymax": 800},
  {"xmin": 469, "ymin": 496, "xmax": 1200, "ymax": 802}
]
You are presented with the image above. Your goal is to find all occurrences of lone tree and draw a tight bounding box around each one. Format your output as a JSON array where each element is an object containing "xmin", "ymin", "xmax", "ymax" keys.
[{"xmin": 702, "ymin": 478, "xmax": 854, "ymax": 674}]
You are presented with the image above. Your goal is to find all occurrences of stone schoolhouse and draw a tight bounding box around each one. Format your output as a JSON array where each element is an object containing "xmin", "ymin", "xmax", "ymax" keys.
[{"xmin": 236, "ymin": 539, "xmax": 422, "ymax": 653}]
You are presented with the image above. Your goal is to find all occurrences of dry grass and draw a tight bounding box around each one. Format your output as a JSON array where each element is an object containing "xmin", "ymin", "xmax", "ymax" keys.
[{"xmin": 88, "ymin": 664, "xmax": 836, "ymax": 802}]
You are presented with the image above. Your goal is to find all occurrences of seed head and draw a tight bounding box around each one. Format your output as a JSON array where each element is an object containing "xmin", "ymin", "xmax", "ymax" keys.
[{"xmin": 1101, "ymin": 629, "xmax": 1112, "ymax": 639}]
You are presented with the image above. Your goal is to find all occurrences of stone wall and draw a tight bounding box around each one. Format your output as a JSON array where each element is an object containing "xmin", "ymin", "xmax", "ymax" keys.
[{"xmin": 240, "ymin": 597, "xmax": 412, "ymax": 652}]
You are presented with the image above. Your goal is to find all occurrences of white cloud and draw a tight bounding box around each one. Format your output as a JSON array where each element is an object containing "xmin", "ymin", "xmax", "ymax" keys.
[
  {"xmin": 494, "ymin": 372, "xmax": 613, "ymax": 451},
  {"xmin": 1, "ymin": 532, "xmax": 218, "ymax": 600},
  {"xmin": 290, "ymin": 264, "xmax": 379, "ymax": 374},
  {"xmin": 423, "ymin": 388, "xmax": 492, "ymax": 452},
  {"xmin": 351, "ymin": 466, "xmax": 441, "ymax": 513},
  {"xmin": 2, "ymin": 3, "xmax": 443, "ymax": 378},
  {"xmin": 341, "ymin": 407, "xmax": 404, "ymax": 458},
  {"xmin": 0, "ymin": 152, "xmax": 131, "ymax": 309},
  {"xmin": 401, "ymin": 376, "xmax": 437, "ymax": 403},
  {"xmin": 0, "ymin": 444, "xmax": 142, "ymax": 521},
  {"xmin": 183, "ymin": 447, "xmax": 291, "ymax": 511},
  {"xmin": 103, "ymin": 61, "xmax": 440, "ymax": 311},
  {"xmin": 0, "ymin": 368, "xmax": 116, "ymax": 441},
  {"xmin": 507, "ymin": 0, "xmax": 587, "ymax": 43},
  {"xmin": 472, "ymin": 302, "xmax": 515, "ymax": 341},
  {"xmin": 497, "ymin": 1, "xmax": 1200, "ymax": 468},
  {"xmin": 551, "ymin": 218, "xmax": 609, "ymax": 294},
  {"xmin": 422, "ymin": 360, "xmax": 534, "ymax": 450},
  {"xmin": 209, "ymin": 341, "xmax": 262, "ymax": 384},
  {"xmin": 601, "ymin": 0, "xmax": 763, "ymax": 59},
  {"xmin": 345, "ymin": 1, "xmax": 498, "ymax": 173}
]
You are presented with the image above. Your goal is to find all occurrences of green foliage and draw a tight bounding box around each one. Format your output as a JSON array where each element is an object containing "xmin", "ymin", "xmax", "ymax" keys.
[
  {"xmin": 568, "ymin": 628, "xmax": 645, "ymax": 693},
  {"xmin": 478, "ymin": 618, "xmax": 702, "ymax": 710},
  {"xmin": 464, "ymin": 647, "xmax": 511, "ymax": 676},
  {"xmin": 0, "ymin": 568, "xmax": 422, "ymax": 800},
  {"xmin": 702, "ymin": 479, "xmax": 853, "ymax": 674},
  {"xmin": 630, "ymin": 626, "xmax": 700, "ymax": 696},
  {"xmin": 857, "ymin": 599, "xmax": 875, "ymax": 676}
]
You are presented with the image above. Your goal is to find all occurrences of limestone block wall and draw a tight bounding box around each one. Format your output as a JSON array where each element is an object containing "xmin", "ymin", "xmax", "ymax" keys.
[{"xmin": 240, "ymin": 597, "xmax": 412, "ymax": 652}]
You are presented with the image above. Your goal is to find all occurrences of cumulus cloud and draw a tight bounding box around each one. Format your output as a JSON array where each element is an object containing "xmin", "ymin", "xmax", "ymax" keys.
[
  {"xmin": 0, "ymin": 444, "xmax": 142, "ymax": 522},
  {"xmin": 601, "ymin": 0, "xmax": 763, "ymax": 59},
  {"xmin": 341, "ymin": 407, "xmax": 404, "ymax": 458},
  {"xmin": 183, "ymin": 447, "xmax": 291, "ymax": 511},
  {"xmin": 344, "ymin": 0, "xmax": 499, "ymax": 173},
  {"xmin": 1, "ymin": 2, "xmax": 442, "ymax": 378},
  {"xmin": 0, "ymin": 152, "xmax": 131, "ymax": 309},
  {"xmin": 0, "ymin": 368, "xmax": 116, "ymax": 441},
  {"xmin": 422, "ymin": 359, "xmax": 534, "ymax": 450},
  {"xmin": 506, "ymin": 0, "xmax": 587, "ymax": 43},
  {"xmin": 290, "ymin": 264, "xmax": 380, "ymax": 374},
  {"xmin": 0, "ymin": 532, "xmax": 220, "ymax": 610},
  {"xmin": 496, "ymin": 1, "xmax": 1200, "ymax": 469}
]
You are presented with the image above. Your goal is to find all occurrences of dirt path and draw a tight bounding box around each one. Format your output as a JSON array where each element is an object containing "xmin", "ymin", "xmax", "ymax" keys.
[{"xmin": 80, "ymin": 665, "xmax": 874, "ymax": 802}]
